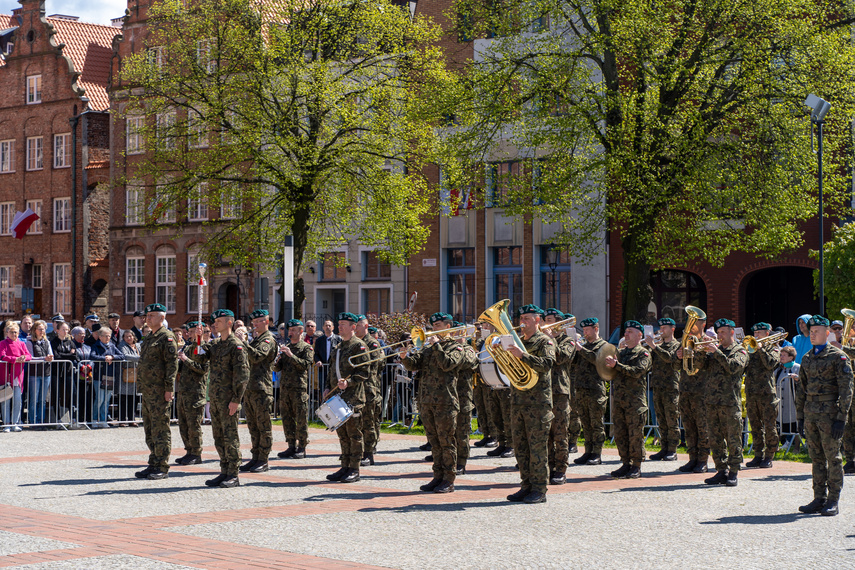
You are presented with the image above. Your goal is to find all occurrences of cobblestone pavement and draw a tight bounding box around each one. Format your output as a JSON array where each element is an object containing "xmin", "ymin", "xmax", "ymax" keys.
[{"xmin": 0, "ymin": 424, "xmax": 852, "ymax": 569}]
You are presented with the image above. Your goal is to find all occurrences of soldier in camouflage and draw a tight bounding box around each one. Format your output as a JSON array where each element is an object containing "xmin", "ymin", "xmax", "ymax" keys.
[
  {"xmin": 504, "ymin": 304, "xmax": 555, "ymax": 504},
  {"xmin": 274, "ymin": 319, "xmax": 314, "ymax": 459},
  {"xmin": 830, "ymin": 325, "xmax": 855, "ymax": 475},
  {"xmin": 743, "ymin": 322, "xmax": 781, "ymax": 469},
  {"xmin": 325, "ymin": 312, "xmax": 370, "ymax": 484},
  {"xmin": 472, "ymin": 329, "xmax": 499, "ymax": 449},
  {"xmin": 175, "ymin": 321, "xmax": 209, "ymax": 466},
  {"xmin": 238, "ymin": 309, "xmax": 278, "ymax": 474},
  {"xmin": 454, "ymin": 325, "xmax": 479, "ymax": 474},
  {"xmin": 480, "ymin": 323, "xmax": 514, "ymax": 460},
  {"xmin": 606, "ymin": 321, "xmax": 652, "ymax": 479},
  {"xmin": 544, "ymin": 309, "xmax": 575, "ymax": 485},
  {"xmin": 797, "ymin": 315, "xmax": 854, "ymax": 516},
  {"xmin": 191, "ymin": 309, "xmax": 250, "ymax": 488},
  {"xmin": 401, "ymin": 312, "xmax": 468, "ymax": 494},
  {"xmin": 572, "ymin": 317, "xmax": 609, "ymax": 466},
  {"xmin": 134, "ymin": 303, "xmax": 179, "ymax": 481},
  {"xmin": 643, "ymin": 318, "xmax": 681, "ymax": 461},
  {"xmin": 357, "ymin": 316, "xmax": 383, "ymax": 467},
  {"xmin": 675, "ymin": 315, "xmax": 711, "ymax": 474}
]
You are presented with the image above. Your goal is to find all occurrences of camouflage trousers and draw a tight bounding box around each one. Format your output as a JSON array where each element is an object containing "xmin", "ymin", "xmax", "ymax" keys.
[
  {"xmin": 613, "ymin": 400, "xmax": 647, "ymax": 466},
  {"xmin": 473, "ymin": 383, "xmax": 496, "ymax": 438},
  {"xmin": 745, "ymin": 396, "xmax": 779, "ymax": 460},
  {"xmin": 210, "ymin": 390, "xmax": 241, "ymax": 477},
  {"xmin": 548, "ymin": 392, "xmax": 571, "ymax": 473},
  {"xmin": 176, "ymin": 392, "xmax": 204, "ymax": 456},
  {"xmin": 574, "ymin": 389, "xmax": 607, "ymax": 455},
  {"xmin": 489, "ymin": 388, "xmax": 512, "ymax": 447},
  {"xmin": 142, "ymin": 393, "xmax": 173, "ymax": 472},
  {"xmin": 279, "ymin": 388, "xmax": 309, "ymax": 447},
  {"xmin": 362, "ymin": 398, "xmax": 382, "ymax": 455},
  {"xmin": 679, "ymin": 391, "xmax": 709, "ymax": 462},
  {"xmin": 652, "ymin": 388, "xmax": 680, "ymax": 453},
  {"xmin": 708, "ymin": 404, "xmax": 743, "ymax": 473},
  {"xmin": 456, "ymin": 408, "xmax": 472, "ymax": 468},
  {"xmin": 511, "ymin": 404, "xmax": 553, "ymax": 494},
  {"xmin": 244, "ymin": 390, "xmax": 273, "ymax": 461},
  {"xmin": 567, "ymin": 393, "xmax": 582, "ymax": 447},
  {"xmin": 336, "ymin": 411, "xmax": 363, "ymax": 469},
  {"xmin": 805, "ymin": 411, "xmax": 845, "ymax": 501},
  {"xmin": 421, "ymin": 404, "xmax": 457, "ymax": 482},
  {"xmin": 842, "ymin": 402, "xmax": 855, "ymax": 462}
]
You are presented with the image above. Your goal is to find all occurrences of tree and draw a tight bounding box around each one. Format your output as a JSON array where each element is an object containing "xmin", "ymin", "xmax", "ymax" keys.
[
  {"xmin": 433, "ymin": 0, "xmax": 855, "ymax": 322},
  {"xmin": 815, "ymin": 223, "xmax": 855, "ymax": 319},
  {"xmin": 116, "ymin": 0, "xmax": 449, "ymax": 320}
]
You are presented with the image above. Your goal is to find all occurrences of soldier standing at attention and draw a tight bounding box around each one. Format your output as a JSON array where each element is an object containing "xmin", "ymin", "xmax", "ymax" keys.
[
  {"xmin": 699, "ymin": 319, "xmax": 748, "ymax": 487},
  {"xmin": 274, "ymin": 319, "xmax": 314, "ymax": 459},
  {"xmin": 356, "ymin": 315, "xmax": 383, "ymax": 467},
  {"xmin": 135, "ymin": 303, "xmax": 179, "ymax": 481},
  {"xmin": 544, "ymin": 309, "xmax": 575, "ymax": 485},
  {"xmin": 472, "ymin": 326, "xmax": 499, "ymax": 449},
  {"xmin": 325, "ymin": 312, "xmax": 369, "ymax": 483},
  {"xmin": 797, "ymin": 315, "xmax": 854, "ymax": 516},
  {"xmin": 644, "ymin": 317, "xmax": 681, "ymax": 461},
  {"xmin": 572, "ymin": 317, "xmax": 609, "ymax": 466},
  {"xmin": 175, "ymin": 321, "xmax": 209, "ymax": 466},
  {"xmin": 605, "ymin": 321, "xmax": 652, "ymax": 479},
  {"xmin": 744, "ymin": 322, "xmax": 781, "ymax": 469},
  {"xmin": 401, "ymin": 312, "xmax": 466, "ymax": 494},
  {"xmin": 453, "ymin": 324, "xmax": 479, "ymax": 475},
  {"xmin": 192, "ymin": 309, "xmax": 249, "ymax": 488},
  {"xmin": 675, "ymin": 314, "xmax": 711, "ymax": 473},
  {"xmin": 239, "ymin": 309, "xmax": 278, "ymax": 474}
]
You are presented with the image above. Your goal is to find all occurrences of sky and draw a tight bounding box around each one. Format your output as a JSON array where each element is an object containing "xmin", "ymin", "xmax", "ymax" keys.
[{"xmin": 0, "ymin": 0, "xmax": 127, "ymax": 26}]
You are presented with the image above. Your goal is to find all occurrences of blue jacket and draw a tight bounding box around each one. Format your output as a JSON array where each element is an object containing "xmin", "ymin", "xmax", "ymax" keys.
[
  {"xmin": 90, "ymin": 340, "xmax": 125, "ymax": 385},
  {"xmin": 793, "ymin": 314, "xmax": 812, "ymax": 364}
]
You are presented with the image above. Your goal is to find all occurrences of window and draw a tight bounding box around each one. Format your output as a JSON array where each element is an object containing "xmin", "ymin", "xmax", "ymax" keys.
[
  {"xmin": 485, "ymin": 161, "xmax": 521, "ymax": 207},
  {"xmin": 0, "ymin": 266, "xmax": 13, "ymax": 313},
  {"xmin": 187, "ymin": 109, "xmax": 208, "ymax": 148},
  {"xmin": 494, "ymin": 246, "xmax": 522, "ymax": 316},
  {"xmin": 650, "ymin": 270, "xmax": 707, "ymax": 324},
  {"xmin": 146, "ymin": 46, "xmax": 163, "ymax": 70},
  {"xmin": 26, "ymin": 136, "xmax": 42, "ymax": 170},
  {"xmin": 540, "ymin": 245, "xmax": 571, "ymax": 310},
  {"xmin": 126, "ymin": 184, "xmax": 144, "ymax": 225},
  {"xmin": 448, "ymin": 248, "xmax": 476, "ymax": 323},
  {"xmin": 196, "ymin": 38, "xmax": 215, "ymax": 73},
  {"xmin": 319, "ymin": 252, "xmax": 347, "ymax": 282},
  {"xmin": 26, "ymin": 75, "xmax": 41, "ymax": 104},
  {"xmin": 0, "ymin": 140, "xmax": 14, "ymax": 172},
  {"xmin": 53, "ymin": 263, "xmax": 70, "ymax": 314},
  {"xmin": 219, "ymin": 184, "xmax": 241, "ymax": 219},
  {"xmin": 362, "ymin": 288, "xmax": 390, "ymax": 315},
  {"xmin": 156, "ymin": 109, "xmax": 177, "ymax": 149},
  {"xmin": 53, "ymin": 133, "xmax": 71, "ymax": 168},
  {"xmin": 363, "ymin": 251, "xmax": 391, "ymax": 281},
  {"xmin": 53, "ymin": 198, "xmax": 71, "ymax": 233},
  {"xmin": 187, "ymin": 249, "xmax": 209, "ymax": 313},
  {"xmin": 26, "ymin": 200, "xmax": 41, "ymax": 234},
  {"xmin": 126, "ymin": 116, "xmax": 144, "ymax": 154},
  {"xmin": 155, "ymin": 249, "xmax": 177, "ymax": 312},
  {"xmin": 0, "ymin": 202, "xmax": 15, "ymax": 236},
  {"xmin": 153, "ymin": 184, "xmax": 176, "ymax": 223},
  {"xmin": 32, "ymin": 264, "xmax": 42, "ymax": 289},
  {"xmin": 188, "ymin": 183, "xmax": 208, "ymax": 221},
  {"xmin": 125, "ymin": 249, "xmax": 146, "ymax": 314}
]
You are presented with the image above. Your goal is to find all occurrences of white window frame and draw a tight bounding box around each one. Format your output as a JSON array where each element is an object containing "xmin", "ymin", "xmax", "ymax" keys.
[
  {"xmin": 196, "ymin": 38, "xmax": 215, "ymax": 73},
  {"xmin": 125, "ymin": 184, "xmax": 144, "ymax": 226},
  {"xmin": 0, "ymin": 266, "xmax": 13, "ymax": 314},
  {"xmin": 126, "ymin": 116, "xmax": 144, "ymax": 155},
  {"xmin": 53, "ymin": 133, "xmax": 71, "ymax": 168},
  {"xmin": 32, "ymin": 264, "xmax": 42, "ymax": 289},
  {"xmin": 358, "ymin": 283, "xmax": 394, "ymax": 315},
  {"xmin": 53, "ymin": 263, "xmax": 71, "ymax": 315},
  {"xmin": 0, "ymin": 202, "xmax": 14, "ymax": 236},
  {"xmin": 0, "ymin": 140, "xmax": 14, "ymax": 173},
  {"xmin": 153, "ymin": 184, "xmax": 176, "ymax": 224},
  {"xmin": 146, "ymin": 46, "xmax": 164, "ymax": 71},
  {"xmin": 125, "ymin": 254, "xmax": 146, "ymax": 314},
  {"xmin": 219, "ymin": 184, "xmax": 241, "ymax": 220},
  {"xmin": 188, "ymin": 108, "xmax": 208, "ymax": 149},
  {"xmin": 188, "ymin": 182, "xmax": 208, "ymax": 222},
  {"xmin": 156, "ymin": 108, "xmax": 177, "ymax": 150},
  {"xmin": 26, "ymin": 136, "xmax": 43, "ymax": 171},
  {"xmin": 156, "ymin": 253, "xmax": 177, "ymax": 313},
  {"xmin": 53, "ymin": 197, "xmax": 72, "ymax": 233},
  {"xmin": 26, "ymin": 75, "xmax": 41, "ymax": 104},
  {"xmin": 26, "ymin": 199, "xmax": 41, "ymax": 234},
  {"xmin": 187, "ymin": 249, "xmax": 210, "ymax": 314}
]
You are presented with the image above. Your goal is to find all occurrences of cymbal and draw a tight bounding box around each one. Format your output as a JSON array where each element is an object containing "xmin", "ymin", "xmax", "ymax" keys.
[{"xmin": 595, "ymin": 343, "xmax": 618, "ymax": 381}]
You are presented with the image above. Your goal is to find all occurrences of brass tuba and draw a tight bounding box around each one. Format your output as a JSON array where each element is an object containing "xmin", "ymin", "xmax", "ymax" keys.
[
  {"xmin": 478, "ymin": 299, "xmax": 538, "ymax": 391},
  {"xmin": 682, "ymin": 305, "xmax": 707, "ymax": 376},
  {"xmin": 841, "ymin": 308, "xmax": 855, "ymax": 347}
]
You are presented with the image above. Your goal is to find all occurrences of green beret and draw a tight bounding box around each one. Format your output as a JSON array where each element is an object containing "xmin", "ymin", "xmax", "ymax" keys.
[
  {"xmin": 714, "ymin": 318, "xmax": 735, "ymax": 331},
  {"xmin": 368, "ymin": 326, "xmax": 378, "ymax": 334},
  {"xmin": 751, "ymin": 322, "xmax": 771, "ymax": 332},
  {"xmin": 519, "ymin": 304, "xmax": 544, "ymax": 316},
  {"xmin": 807, "ymin": 315, "xmax": 830, "ymax": 328},
  {"xmin": 186, "ymin": 320, "xmax": 200, "ymax": 328},
  {"xmin": 580, "ymin": 317, "xmax": 599, "ymax": 327},
  {"xmin": 355, "ymin": 314, "xmax": 367, "ymax": 322},
  {"xmin": 545, "ymin": 308, "xmax": 564, "ymax": 319},
  {"xmin": 211, "ymin": 308, "xmax": 234, "ymax": 320},
  {"xmin": 145, "ymin": 303, "xmax": 167, "ymax": 314},
  {"xmin": 429, "ymin": 312, "xmax": 452, "ymax": 325},
  {"xmin": 287, "ymin": 319, "xmax": 303, "ymax": 328},
  {"xmin": 249, "ymin": 309, "xmax": 269, "ymax": 320},
  {"xmin": 624, "ymin": 320, "xmax": 643, "ymax": 332},
  {"xmin": 658, "ymin": 317, "xmax": 676, "ymax": 327},
  {"xmin": 337, "ymin": 312, "xmax": 359, "ymax": 323}
]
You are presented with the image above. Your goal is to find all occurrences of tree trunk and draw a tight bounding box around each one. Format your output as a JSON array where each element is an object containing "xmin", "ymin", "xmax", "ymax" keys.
[
  {"xmin": 621, "ymin": 232, "xmax": 653, "ymax": 324},
  {"xmin": 291, "ymin": 200, "xmax": 311, "ymax": 320}
]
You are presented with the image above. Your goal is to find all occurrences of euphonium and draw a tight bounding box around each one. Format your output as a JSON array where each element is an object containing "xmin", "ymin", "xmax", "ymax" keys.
[
  {"xmin": 478, "ymin": 299, "xmax": 538, "ymax": 391},
  {"xmin": 841, "ymin": 308, "xmax": 855, "ymax": 348},
  {"xmin": 682, "ymin": 305, "xmax": 707, "ymax": 376}
]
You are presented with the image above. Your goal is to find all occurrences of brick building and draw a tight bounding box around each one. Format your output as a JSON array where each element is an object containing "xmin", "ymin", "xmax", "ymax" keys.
[{"xmin": 0, "ymin": 1, "xmax": 116, "ymax": 321}]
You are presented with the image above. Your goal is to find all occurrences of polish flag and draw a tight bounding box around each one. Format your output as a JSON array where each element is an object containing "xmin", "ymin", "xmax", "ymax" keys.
[{"xmin": 10, "ymin": 208, "xmax": 39, "ymax": 239}]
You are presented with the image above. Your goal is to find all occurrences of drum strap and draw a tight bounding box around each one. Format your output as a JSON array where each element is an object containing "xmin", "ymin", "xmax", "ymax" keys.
[{"xmin": 335, "ymin": 348, "xmax": 342, "ymax": 381}]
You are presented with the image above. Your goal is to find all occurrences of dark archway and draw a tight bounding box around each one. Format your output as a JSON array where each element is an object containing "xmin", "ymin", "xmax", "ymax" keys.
[
  {"xmin": 217, "ymin": 282, "xmax": 240, "ymax": 318},
  {"xmin": 743, "ymin": 267, "xmax": 818, "ymax": 337},
  {"xmin": 650, "ymin": 270, "xmax": 707, "ymax": 326}
]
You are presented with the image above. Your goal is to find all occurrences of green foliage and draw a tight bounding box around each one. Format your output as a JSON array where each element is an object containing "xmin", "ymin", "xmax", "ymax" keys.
[
  {"xmin": 368, "ymin": 312, "xmax": 429, "ymax": 344},
  {"xmin": 815, "ymin": 223, "xmax": 855, "ymax": 317}
]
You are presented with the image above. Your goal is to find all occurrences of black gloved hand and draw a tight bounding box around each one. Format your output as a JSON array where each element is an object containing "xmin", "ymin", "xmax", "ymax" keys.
[
  {"xmin": 832, "ymin": 420, "xmax": 846, "ymax": 440},
  {"xmin": 798, "ymin": 419, "xmax": 805, "ymax": 438}
]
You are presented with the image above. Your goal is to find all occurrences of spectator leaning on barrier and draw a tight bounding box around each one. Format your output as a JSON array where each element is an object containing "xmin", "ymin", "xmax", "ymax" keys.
[
  {"xmin": 71, "ymin": 326, "xmax": 92, "ymax": 424},
  {"xmin": 775, "ymin": 346, "xmax": 800, "ymax": 444},
  {"xmin": 0, "ymin": 321, "xmax": 30, "ymax": 431},
  {"xmin": 90, "ymin": 327, "xmax": 125, "ymax": 429},
  {"xmin": 50, "ymin": 321, "xmax": 77, "ymax": 425},
  {"xmin": 118, "ymin": 330, "xmax": 141, "ymax": 427},
  {"xmin": 26, "ymin": 320, "xmax": 54, "ymax": 427}
]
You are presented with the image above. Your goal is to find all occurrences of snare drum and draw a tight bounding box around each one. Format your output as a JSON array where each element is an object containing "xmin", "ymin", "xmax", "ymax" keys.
[
  {"xmin": 316, "ymin": 394, "xmax": 354, "ymax": 431},
  {"xmin": 479, "ymin": 361, "xmax": 510, "ymax": 390}
]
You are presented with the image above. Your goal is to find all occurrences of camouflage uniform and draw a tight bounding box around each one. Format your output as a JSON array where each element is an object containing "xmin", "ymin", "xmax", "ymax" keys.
[
  {"xmin": 797, "ymin": 345, "xmax": 854, "ymax": 502},
  {"xmin": 138, "ymin": 326, "xmax": 179, "ymax": 473},
  {"xmin": 573, "ymin": 338, "xmax": 609, "ymax": 456},
  {"xmin": 176, "ymin": 343, "xmax": 209, "ymax": 457},
  {"xmin": 611, "ymin": 345, "xmax": 652, "ymax": 466},
  {"xmin": 702, "ymin": 342, "xmax": 749, "ymax": 473},
  {"xmin": 455, "ymin": 343, "xmax": 479, "ymax": 468},
  {"xmin": 649, "ymin": 339, "xmax": 681, "ymax": 453},
  {"xmin": 242, "ymin": 329, "xmax": 278, "ymax": 462},
  {"xmin": 403, "ymin": 337, "xmax": 467, "ymax": 483},
  {"xmin": 567, "ymin": 367, "xmax": 582, "ymax": 449},
  {"xmin": 473, "ymin": 378, "xmax": 496, "ymax": 439},
  {"xmin": 192, "ymin": 334, "xmax": 249, "ymax": 477},
  {"xmin": 549, "ymin": 332, "xmax": 575, "ymax": 474},
  {"xmin": 678, "ymin": 353, "xmax": 710, "ymax": 465},
  {"xmin": 489, "ymin": 385, "xmax": 512, "ymax": 447},
  {"xmin": 511, "ymin": 331, "xmax": 555, "ymax": 494},
  {"xmin": 839, "ymin": 346, "xmax": 855, "ymax": 466},
  {"xmin": 744, "ymin": 343, "xmax": 781, "ymax": 460},
  {"xmin": 329, "ymin": 337, "xmax": 369, "ymax": 469},
  {"xmin": 273, "ymin": 339, "xmax": 314, "ymax": 449},
  {"xmin": 361, "ymin": 334, "xmax": 384, "ymax": 456}
]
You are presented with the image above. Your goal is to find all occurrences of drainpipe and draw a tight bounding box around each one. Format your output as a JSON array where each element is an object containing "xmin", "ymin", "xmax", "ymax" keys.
[{"xmin": 69, "ymin": 96, "xmax": 90, "ymax": 320}]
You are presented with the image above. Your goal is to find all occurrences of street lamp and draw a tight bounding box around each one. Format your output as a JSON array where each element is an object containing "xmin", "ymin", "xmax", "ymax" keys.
[
  {"xmin": 546, "ymin": 246, "xmax": 559, "ymax": 308},
  {"xmin": 805, "ymin": 94, "xmax": 831, "ymax": 315},
  {"xmin": 234, "ymin": 266, "xmax": 242, "ymax": 318}
]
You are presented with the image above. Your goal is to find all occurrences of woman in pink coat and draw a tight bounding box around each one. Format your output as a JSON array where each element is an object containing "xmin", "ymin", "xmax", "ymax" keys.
[{"xmin": 0, "ymin": 321, "xmax": 32, "ymax": 432}]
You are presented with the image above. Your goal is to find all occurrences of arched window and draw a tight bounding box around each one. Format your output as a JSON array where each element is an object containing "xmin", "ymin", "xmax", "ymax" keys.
[
  {"xmin": 649, "ymin": 270, "xmax": 707, "ymax": 324},
  {"xmin": 155, "ymin": 245, "xmax": 176, "ymax": 313},
  {"xmin": 125, "ymin": 246, "xmax": 146, "ymax": 314}
]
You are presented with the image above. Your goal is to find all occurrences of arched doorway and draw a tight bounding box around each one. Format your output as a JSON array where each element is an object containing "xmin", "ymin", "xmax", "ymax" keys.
[
  {"xmin": 743, "ymin": 267, "xmax": 818, "ymax": 336},
  {"xmin": 218, "ymin": 282, "xmax": 240, "ymax": 318},
  {"xmin": 649, "ymin": 270, "xmax": 707, "ymax": 325}
]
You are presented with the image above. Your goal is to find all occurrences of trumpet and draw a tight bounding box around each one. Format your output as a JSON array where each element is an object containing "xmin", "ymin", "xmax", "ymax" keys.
[
  {"xmin": 540, "ymin": 316, "xmax": 577, "ymax": 335},
  {"xmin": 348, "ymin": 323, "xmax": 475, "ymax": 367},
  {"xmin": 743, "ymin": 331, "xmax": 788, "ymax": 353}
]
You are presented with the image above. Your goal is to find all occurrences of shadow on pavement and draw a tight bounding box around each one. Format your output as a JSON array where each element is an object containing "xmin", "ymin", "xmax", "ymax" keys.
[
  {"xmin": 750, "ymin": 474, "xmax": 813, "ymax": 482},
  {"xmin": 357, "ymin": 500, "xmax": 510, "ymax": 513},
  {"xmin": 700, "ymin": 512, "xmax": 804, "ymax": 525},
  {"xmin": 21, "ymin": 472, "xmax": 196, "ymax": 487}
]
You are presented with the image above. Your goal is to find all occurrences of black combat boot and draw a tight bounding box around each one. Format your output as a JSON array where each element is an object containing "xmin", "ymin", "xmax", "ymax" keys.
[
  {"xmin": 419, "ymin": 441, "xmax": 431, "ymax": 451},
  {"xmin": 844, "ymin": 461, "xmax": 855, "ymax": 475},
  {"xmin": 205, "ymin": 473, "xmax": 228, "ymax": 487},
  {"xmin": 239, "ymin": 459, "xmax": 257, "ymax": 472},
  {"xmin": 573, "ymin": 452, "xmax": 592, "ymax": 465},
  {"xmin": 500, "ymin": 447, "xmax": 515, "ymax": 458},
  {"xmin": 146, "ymin": 470, "xmax": 168, "ymax": 480},
  {"xmin": 183, "ymin": 455, "xmax": 202, "ymax": 465},
  {"xmin": 704, "ymin": 470, "xmax": 728, "ymax": 485},
  {"xmin": 568, "ymin": 444, "xmax": 578, "ymax": 454},
  {"xmin": 277, "ymin": 445, "xmax": 296, "ymax": 459},
  {"xmin": 610, "ymin": 463, "xmax": 631, "ymax": 479},
  {"xmin": 626, "ymin": 465, "xmax": 641, "ymax": 479},
  {"xmin": 174, "ymin": 454, "xmax": 192, "ymax": 465},
  {"xmin": 455, "ymin": 465, "xmax": 466, "ymax": 475},
  {"xmin": 759, "ymin": 457, "xmax": 773, "ymax": 468},
  {"xmin": 692, "ymin": 460, "xmax": 709, "ymax": 474},
  {"xmin": 798, "ymin": 497, "xmax": 827, "ymax": 514},
  {"xmin": 219, "ymin": 475, "xmax": 240, "ymax": 488},
  {"xmin": 725, "ymin": 471, "xmax": 738, "ymax": 486},
  {"xmin": 250, "ymin": 461, "xmax": 269, "ymax": 473},
  {"xmin": 340, "ymin": 468, "xmax": 360, "ymax": 483},
  {"xmin": 474, "ymin": 437, "xmax": 488, "ymax": 448},
  {"xmin": 486, "ymin": 445, "xmax": 506, "ymax": 457},
  {"xmin": 134, "ymin": 466, "xmax": 155, "ymax": 479},
  {"xmin": 586, "ymin": 454, "xmax": 602, "ymax": 466},
  {"xmin": 326, "ymin": 467, "xmax": 348, "ymax": 481},
  {"xmin": 360, "ymin": 454, "xmax": 371, "ymax": 467},
  {"xmin": 291, "ymin": 447, "xmax": 306, "ymax": 459},
  {"xmin": 424, "ymin": 455, "xmax": 434, "ymax": 462},
  {"xmin": 821, "ymin": 499, "xmax": 839, "ymax": 516},
  {"xmin": 483, "ymin": 437, "xmax": 499, "ymax": 448},
  {"xmin": 745, "ymin": 455, "xmax": 763, "ymax": 468},
  {"xmin": 420, "ymin": 477, "xmax": 442, "ymax": 492},
  {"xmin": 677, "ymin": 459, "xmax": 697, "ymax": 473},
  {"xmin": 662, "ymin": 452, "xmax": 678, "ymax": 461},
  {"xmin": 523, "ymin": 490, "xmax": 547, "ymax": 504},
  {"xmin": 549, "ymin": 472, "xmax": 566, "ymax": 485},
  {"xmin": 434, "ymin": 480, "xmax": 454, "ymax": 493},
  {"xmin": 648, "ymin": 450, "xmax": 667, "ymax": 461},
  {"xmin": 360, "ymin": 453, "xmax": 374, "ymax": 466},
  {"xmin": 507, "ymin": 487, "xmax": 530, "ymax": 502}
]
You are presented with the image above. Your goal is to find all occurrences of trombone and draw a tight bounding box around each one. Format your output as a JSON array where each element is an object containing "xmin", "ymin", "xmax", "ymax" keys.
[
  {"xmin": 742, "ymin": 331, "xmax": 788, "ymax": 353},
  {"xmin": 540, "ymin": 316, "xmax": 577, "ymax": 335},
  {"xmin": 347, "ymin": 323, "xmax": 475, "ymax": 367}
]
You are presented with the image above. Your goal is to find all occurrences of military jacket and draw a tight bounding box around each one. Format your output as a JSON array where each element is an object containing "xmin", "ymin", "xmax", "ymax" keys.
[
  {"xmin": 402, "ymin": 336, "xmax": 466, "ymax": 410},
  {"xmin": 611, "ymin": 344, "xmax": 652, "ymax": 410},
  {"xmin": 328, "ymin": 336, "xmax": 369, "ymax": 410},
  {"xmin": 193, "ymin": 333, "xmax": 249, "ymax": 404},
  {"xmin": 273, "ymin": 339, "xmax": 314, "ymax": 390},
  {"xmin": 138, "ymin": 326, "xmax": 179, "ymax": 395},
  {"xmin": 676, "ymin": 339, "xmax": 709, "ymax": 395},
  {"xmin": 573, "ymin": 337, "xmax": 608, "ymax": 395},
  {"xmin": 177, "ymin": 343, "xmax": 209, "ymax": 406},
  {"xmin": 551, "ymin": 332, "xmax": 576, "ymax": 396},
  {"xmin": 511, "ymin": 330, "xmax": 556, "ymax": 410},
  {"xmin": 650, "ymin": 339, "xmax": 680, "ymax": 393},
  {"xmin": 744, "ymin": 344, "xmax": 780, "ymax": 400},
  {"xmin": 455, "ymin": 343, "xmax": 479, "ymax": 413},
  {"xmin": 362, "ymin": 334, "xmax": 384, "ymax": 403},
  {"xmin": 244, "ymin": 329, "xmax": 278, "ymax": 394},
  {"xmin": 796, "ymin": 344, "xmax": 854, "ymax": 422},
  {"xmin": 702, "ymin": 342, "xmax": 749, "ymax": 409}
]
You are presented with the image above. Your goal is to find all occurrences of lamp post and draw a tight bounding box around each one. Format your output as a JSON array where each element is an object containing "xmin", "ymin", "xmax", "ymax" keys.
[
  {"xmin": 234, "ymin": 266, "xmax": 242, "ymax": 319},
  {"xmin": 546, "ymin": 247, "xmax": 559, "ymax": 308},
  {"xmin": 805, "ymin": 94, "xmax": 831, "ymax": 316}
]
